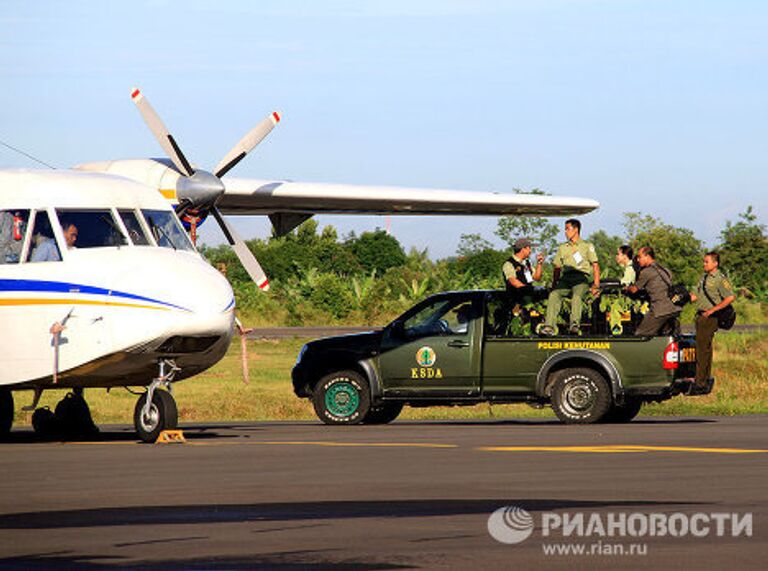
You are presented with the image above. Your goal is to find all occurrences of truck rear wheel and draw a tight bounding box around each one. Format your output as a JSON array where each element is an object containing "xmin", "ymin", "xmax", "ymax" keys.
[
  {"xmin": 364, "ymin": 402, "xmax": 403, "ymax": 424},
  {"xmin": 313, "ymin": 371, "xmax": 371, "ymax": 425},
  {"xmin": 602, "ymin": 398, "xmax": 643, "ymax": 423},
  {"xmin": 550, "ymin": 368, "xmax": 611, "ymax": 424}
]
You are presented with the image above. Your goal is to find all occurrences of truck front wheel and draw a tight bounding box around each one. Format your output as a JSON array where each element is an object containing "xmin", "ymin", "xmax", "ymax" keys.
[
  {"xmin": 550, "ymin": 368, "xmax": 612, "ymax": 424},
  {"xmin": 313, "ymin": 371, "xmax": 371, "ymax": 425}
]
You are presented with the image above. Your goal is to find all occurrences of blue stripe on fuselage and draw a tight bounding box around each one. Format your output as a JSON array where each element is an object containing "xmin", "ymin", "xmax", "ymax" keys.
[{"xmin": 0, "ymin": 279, "xmax": 190, "ymax": 312}]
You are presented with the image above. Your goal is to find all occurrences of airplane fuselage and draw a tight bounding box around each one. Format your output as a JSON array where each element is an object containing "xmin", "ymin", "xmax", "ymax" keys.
[{"xmin": 0, "ymin": 169, "xmax": 235, "ymax": 390}]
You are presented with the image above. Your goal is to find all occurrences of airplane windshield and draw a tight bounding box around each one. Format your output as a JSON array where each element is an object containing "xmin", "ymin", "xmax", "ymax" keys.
[
  {"xmin": 141, "ymin": 210, "xmax": 195, "ymax": 252},
  {"xmin": 118, "ymin": 209, "xmax": 150, "ymax": 246},
  {"xmin": 55, "ymin": 209, "xmax": 127, "ymax": 249}
]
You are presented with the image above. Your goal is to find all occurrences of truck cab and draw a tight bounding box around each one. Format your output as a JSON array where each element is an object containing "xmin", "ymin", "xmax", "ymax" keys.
[{"xmin": 292, "ymin": 290, "xmax": 702, "ymax": 425}]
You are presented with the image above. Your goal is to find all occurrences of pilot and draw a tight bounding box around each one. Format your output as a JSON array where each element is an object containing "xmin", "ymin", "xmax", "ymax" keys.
[
  {"xmin": 540, "ymin": 219, "xmax": 600, "ymax": 336},
  {"xmin": 616, "ymin": 245, "xmax": 636, "ymax": 286},
  {"xmin": 502, "ymin": 237, "xmax": 547, "ymax": 307},
  {"xmin": 61, "ymin": 219, "xmax": 78, "ymax": 249}
]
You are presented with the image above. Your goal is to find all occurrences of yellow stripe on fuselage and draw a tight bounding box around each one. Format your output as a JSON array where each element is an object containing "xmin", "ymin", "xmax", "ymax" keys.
[{"xmin": 0, "ymin": 298, "xmax": 170, "ymax": 311}]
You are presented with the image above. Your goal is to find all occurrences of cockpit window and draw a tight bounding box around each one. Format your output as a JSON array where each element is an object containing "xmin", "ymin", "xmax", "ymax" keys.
[
  {"xmin": 55, "ymin": 209, "xmax": 127, "ymax": 249},
  {"xmin": 142, "ymin": 209, "xmax": 194, "ymax": 251},
  {"xmin": 0, "ymin": 209, "xmax": 29, "ymax": 264},
  {"xmin": 26, "ymin": 210, "xmax": 61, "ymax": 263},
  {"xmin": 118, "ymin": 209, "xmax": 150, "ymax": 246}
]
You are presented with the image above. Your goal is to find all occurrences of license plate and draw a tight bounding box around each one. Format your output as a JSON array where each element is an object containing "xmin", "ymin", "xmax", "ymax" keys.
[{"xmin": 681, "ymin": 347, "xmax": 696, "ymax": 362}]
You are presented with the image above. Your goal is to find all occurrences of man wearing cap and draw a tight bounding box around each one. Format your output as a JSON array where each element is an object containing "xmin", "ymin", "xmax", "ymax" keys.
[
  {"xmin": 502, "ymin": 237, "xmax": 546, "ymax": 307},
  {"xmin": 540, "ymin": 218, "xmax": 600, "ymax": 336}
]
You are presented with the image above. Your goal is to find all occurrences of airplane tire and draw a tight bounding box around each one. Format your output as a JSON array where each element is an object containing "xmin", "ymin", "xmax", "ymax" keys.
[
  {"xmin": 0, "ymin": 389, "xmax": 13, "ymax": 435},
  {"xmin": 134, "ymin": 390, "xmax": 178, "ymax": 443}
]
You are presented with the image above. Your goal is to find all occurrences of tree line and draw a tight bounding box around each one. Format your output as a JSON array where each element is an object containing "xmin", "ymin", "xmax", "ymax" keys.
[{"xmin": 201, "ymin": 194, "xmax": 767, "ymax": 326}]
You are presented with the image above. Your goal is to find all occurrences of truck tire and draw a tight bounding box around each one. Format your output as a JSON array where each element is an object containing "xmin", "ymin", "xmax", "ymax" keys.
[
  {"xmin": 550, "ymin": 368, "xmax": 612, "ymax": 424},
  {"xmin": 313, "ymin": 371, "xmax": 371, "ymax": 425},
  {"xmin": 602, "ymin": 398, "xmax": 643, "ymax": 423},
  {"xmin": 364, "ymin": 402, "xmax": 403, "ymax": 424}
]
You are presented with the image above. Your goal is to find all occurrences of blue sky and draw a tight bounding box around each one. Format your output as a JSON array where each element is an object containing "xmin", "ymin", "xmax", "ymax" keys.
[{"xmin": 1, "ymin": 1, "xmax": 766, "ymax": 257}]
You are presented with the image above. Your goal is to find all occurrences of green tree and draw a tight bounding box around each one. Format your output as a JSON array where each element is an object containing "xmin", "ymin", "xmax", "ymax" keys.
[
  {"xmin": 348, "ymin": 229, "xmax": 406, "ymax": 274},
  {"xmin": 718, "ymin": 206, "xmax": 768, "ymax": 298},
  {"xmin": 623, "ymin": 212, "xmax": 703, "ymax": 286},
  {"xmin": 494, "ymin": 189, "xmax": 559, "ymax": 256},
  {"xmin": 457, "ymin": 233, "xmax": 494, "ymax": 257}
]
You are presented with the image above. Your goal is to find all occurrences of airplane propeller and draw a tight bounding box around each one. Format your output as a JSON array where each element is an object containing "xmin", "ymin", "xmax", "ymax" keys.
[{"xmin": 131, "ymin": 88, "xmax": 274, "ymax": 291}]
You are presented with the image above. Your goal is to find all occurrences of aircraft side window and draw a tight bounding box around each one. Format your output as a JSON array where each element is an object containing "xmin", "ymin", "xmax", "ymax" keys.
[
  {"xmin": 118, "ymin": 209, "xmax": 150, "ymax": 246},
  {"xmin": 26, "ymin": 210, "xmax": 62, "ymax": 263},
  {"xmin": 0, "ymin": 209, "xmax": 29, "ymax": 264},
  {"xmin": 141, "ymin": 209, "xmax": 195, "ymax": 252},
  {"xmin": 55, "ymin": 209, "xmax": 127, "ymax": 249}
]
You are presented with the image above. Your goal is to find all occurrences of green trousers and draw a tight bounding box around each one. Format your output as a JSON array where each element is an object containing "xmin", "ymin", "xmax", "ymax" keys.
[
  {"xmin": 695, "ymin": 313, "xmax": 718, "ymax": 383},
  {"xmin": 545, "ymin": 273, "xmax": 590, "ymax": 330}
]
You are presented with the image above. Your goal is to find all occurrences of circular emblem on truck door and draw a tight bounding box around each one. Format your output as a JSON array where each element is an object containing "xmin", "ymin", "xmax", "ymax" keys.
[{"xmin": 416, "ymin": 346, "xmax": 437, "ymax": 367}]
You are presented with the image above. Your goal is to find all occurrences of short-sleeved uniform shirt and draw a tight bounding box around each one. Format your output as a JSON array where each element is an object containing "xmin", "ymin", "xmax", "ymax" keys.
[
  {"xmin": 634, "ymin": 263, "xmax": 679, "ymax": 317},
  {"xmin": 552, "ymin": 238, "xmax": 598, "ymax": 276},
  {"xmin": 696, "ymin": 269, "xmax": 735, "ymax": 311}
]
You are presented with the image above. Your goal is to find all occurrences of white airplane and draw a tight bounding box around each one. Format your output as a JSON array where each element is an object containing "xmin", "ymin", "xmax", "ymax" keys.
[{"xmin": 0, "ymin": 89, "xmax": 599, "ymax": 442}]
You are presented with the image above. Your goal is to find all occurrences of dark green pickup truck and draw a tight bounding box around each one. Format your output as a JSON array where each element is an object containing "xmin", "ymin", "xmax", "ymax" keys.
[{"xmin": 292, "ymin": 290, "xmax": 705, "ymax": 425}]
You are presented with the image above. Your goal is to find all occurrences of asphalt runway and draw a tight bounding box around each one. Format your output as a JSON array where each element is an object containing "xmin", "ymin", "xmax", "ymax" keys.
[{"xmin": 1, "ymin": 416, "xmax": 766, "ymax": 569}]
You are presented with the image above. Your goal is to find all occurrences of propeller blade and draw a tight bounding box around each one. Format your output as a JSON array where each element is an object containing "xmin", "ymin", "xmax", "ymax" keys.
[
  {"xmin": 131, "ymin": 88, "xmax": 195, "ymax": 177},
  {"xmin": 214, "ymin": 111, "xmax": 281, "ymax": 178},
  {"xmin": 211, "ymin": 207, "xmax": 270, "ymax": 291}
]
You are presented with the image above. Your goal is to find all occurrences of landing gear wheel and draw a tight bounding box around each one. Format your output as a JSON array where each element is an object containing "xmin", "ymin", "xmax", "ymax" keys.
[
  {"xmin": 312, "ymin": 371, "xmax": 371, "ymax": 425},
  {"xmin": 364, "ymin": 402, "xmax": 403, "ymax": 425},
  {"xmin": 0, "ymin": 389, "xmax": 13, "ymax": 436},
  {"xmin": 602, "ymin": 398, "xmax": 643, "ymax": 423},
  {"xmin": 134, "ymin": 390, "xmax": 178, "ymax": 443},
  {"xmin": 550, "ymin": 368, "xmax": 612, "ymax": 424}
]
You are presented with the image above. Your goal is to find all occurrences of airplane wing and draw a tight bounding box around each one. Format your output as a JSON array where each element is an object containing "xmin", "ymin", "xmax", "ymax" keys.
[{"xmin": 219, "ymin": 177, "xmax": 599, "ymax": 217}]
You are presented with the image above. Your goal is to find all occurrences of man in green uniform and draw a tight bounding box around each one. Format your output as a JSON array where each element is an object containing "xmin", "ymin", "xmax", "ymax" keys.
[
  {"xmin": 689, "ymin": 252, "xmax": 736, "ymax": 394},
  {"xmin": 540, "ymin": 219, "xmax": 600, "ymax": 335}
]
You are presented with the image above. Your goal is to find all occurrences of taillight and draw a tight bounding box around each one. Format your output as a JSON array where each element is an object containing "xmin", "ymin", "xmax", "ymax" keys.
[{"xmin": 663, "ymin": 341, "xmax": 679, "ymax": 369}]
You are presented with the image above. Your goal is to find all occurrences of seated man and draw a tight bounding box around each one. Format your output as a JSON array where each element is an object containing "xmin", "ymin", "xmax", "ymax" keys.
[
  {"xmin": 540, "ymin": 219, "xmax": 600, "ymax": 336},
  {"xmin": 502, "ymin": 237, "xmax": 547, "ymax": 308}
]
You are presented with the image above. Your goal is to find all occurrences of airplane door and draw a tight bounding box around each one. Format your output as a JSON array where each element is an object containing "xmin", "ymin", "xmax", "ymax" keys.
[{"xmin": 379, "ymin": 296, "xmax": 482, "ymax": 396}]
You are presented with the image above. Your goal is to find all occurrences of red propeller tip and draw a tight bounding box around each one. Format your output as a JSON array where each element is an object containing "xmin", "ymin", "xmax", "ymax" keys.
[
  {"xmin": 259, "ymin": 279, "xmax": 270, "ymax": 291},
  {"xmin": 131, "ymin": 89, "xmax": 141, "ymax": 100},
  {"xmin": 272, "ymin": 112, "xmax": 281, "ymax": 123}
]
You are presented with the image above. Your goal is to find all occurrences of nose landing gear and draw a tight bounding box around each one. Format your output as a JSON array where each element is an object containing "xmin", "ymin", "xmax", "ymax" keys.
[{"xmin": 134, "ymin": 360, "xmax": 180, "ymax": 443}]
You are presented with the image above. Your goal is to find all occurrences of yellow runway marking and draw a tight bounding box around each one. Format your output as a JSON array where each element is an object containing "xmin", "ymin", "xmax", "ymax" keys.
[
  {"xmin": 478, "ymin": 445, "xmax": 768, "ymax": 454},
  {"xmin": 233, "ymin": 440, "xmax": 458, "ymax": 449}
]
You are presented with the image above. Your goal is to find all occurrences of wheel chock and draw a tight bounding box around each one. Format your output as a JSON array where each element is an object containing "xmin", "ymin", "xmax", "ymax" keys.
[{"xmin": 155, "ymin": 430, "xmax": 186, "ymax": 444}]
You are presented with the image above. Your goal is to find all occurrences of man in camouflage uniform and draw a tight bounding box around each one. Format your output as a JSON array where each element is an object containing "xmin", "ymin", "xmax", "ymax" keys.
[
  {"xmin": 540, "ymin": 219, "xmax": 600, "ymax": 336},
  {"xmin": 689, "ymin": 252, "xmax": 736, "ymax": 394}
]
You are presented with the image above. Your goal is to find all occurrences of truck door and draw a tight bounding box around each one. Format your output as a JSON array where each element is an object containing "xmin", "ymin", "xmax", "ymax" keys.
[{"xmin": 379, "ymin": 295, "xmax": 482, "ymax": 396}]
